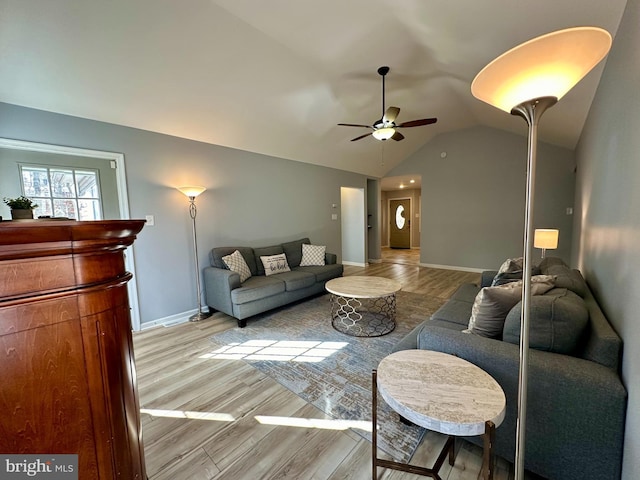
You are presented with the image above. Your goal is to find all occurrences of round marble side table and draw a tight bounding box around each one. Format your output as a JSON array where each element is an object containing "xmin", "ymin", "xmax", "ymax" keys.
[
  {"xmin": 325, "ymin": 276, "xmax": 402, "ymax": 337},
  {"xmin": 373, "ymin": 349, "xmax": 506, "ymax": 480}
]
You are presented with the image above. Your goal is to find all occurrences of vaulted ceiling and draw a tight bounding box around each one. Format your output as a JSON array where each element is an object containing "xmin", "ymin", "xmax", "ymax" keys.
[{"xmin": 0, "ymin": 0, "xmax": 627, "ymax": 178}]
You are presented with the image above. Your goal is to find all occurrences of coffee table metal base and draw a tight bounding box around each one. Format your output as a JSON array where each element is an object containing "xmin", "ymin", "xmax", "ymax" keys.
[
  {"xmin": 371, "ymin": 370, "xmax": 497, "ymax": 480},
  {"xmin": 330, "ymin": 293, "xmax": 396, "ymax": 337}
]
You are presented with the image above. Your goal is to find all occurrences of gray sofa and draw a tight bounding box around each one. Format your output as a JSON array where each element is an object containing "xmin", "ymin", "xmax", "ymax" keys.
[
  {"xmin": 203, "ymin": 237, "xmax": 343, "ymax": 327},
  {"xmin": 394, "ymin": 257, "xmax": 627, "ymax": 480}
]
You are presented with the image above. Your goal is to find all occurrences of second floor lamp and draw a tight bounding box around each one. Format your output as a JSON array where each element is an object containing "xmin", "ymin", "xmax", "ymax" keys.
[
  {"xmin": 471, "ymin": 26, "xmax": 611, "ymax": 479},
  {"xmin": 177, "ymin": 185, "xmax": 212, "ymax": 322}
]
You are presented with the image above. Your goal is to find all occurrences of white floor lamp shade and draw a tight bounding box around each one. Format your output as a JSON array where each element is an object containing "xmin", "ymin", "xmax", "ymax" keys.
[
  {"xmin": 471, "ymin": 27, "xmax": 611, "ymax": 479},
  {"xmin": 534, "ymin": 229, "xmax": 559, "ymax": 258}
]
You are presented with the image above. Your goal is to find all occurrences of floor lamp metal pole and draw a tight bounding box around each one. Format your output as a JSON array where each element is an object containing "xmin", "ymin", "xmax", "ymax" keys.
[
  {"xmin": 510, "ymin": 96, "xmax": 556, "ymax": 479},
  {"xmin": 471, "ymin": 26, "xmax": 611, "ymax": 480},
  {"xmin": 186, "ymin": 194, "xmax": 212, "ymax": 322}
]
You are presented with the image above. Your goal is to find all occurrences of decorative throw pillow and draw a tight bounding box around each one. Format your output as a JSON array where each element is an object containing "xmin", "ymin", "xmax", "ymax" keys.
[
  {"xmin": 260, "ymin": 253, "xmax": 291, "ymax": 276},
  {"xmin": 497, "ymin": 257, "xmax": 524, "ymax": 274},
  {"xmin": 222, "ymin": 249, "xmax": 252, "ymax": 283},
  {"xmin": 465, "ymin": 275, "xmax": 556, "ymax": 338},
  {"xmin": 299, "ymin": 244, "xmax": 326, "ymax": 266},
  {"xmin": 503, "ymin": 288, "xmax": 589, "ymax": 354},
  {"xmin": 492, "ymin": 257, "xmax": 541, "ymax": 286}
]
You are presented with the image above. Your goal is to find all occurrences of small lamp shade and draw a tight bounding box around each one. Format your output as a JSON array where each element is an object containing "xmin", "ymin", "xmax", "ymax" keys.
[
  {"xmin": 534, "ymin": 229, "xmax": 559, "ymax": 250},
  {"xmin": 372, "ymin": 127, "xmax": 395, "ymax": 141},
  {"xmin": 177, "ymin": 185, "xmax": 206, "ymax": 198},
  {"xmin": 471, "ymin": 27, "xmax": 612, "ymax": 112}
]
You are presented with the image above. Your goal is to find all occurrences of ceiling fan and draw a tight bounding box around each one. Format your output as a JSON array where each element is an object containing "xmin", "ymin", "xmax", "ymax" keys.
[{"xmin": 338, "ymin": 66, "xmax": 438, "ymax": 142}]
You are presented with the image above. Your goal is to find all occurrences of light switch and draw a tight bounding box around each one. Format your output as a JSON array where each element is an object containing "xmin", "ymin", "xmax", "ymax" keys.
[
  {"xmin": 145, "ymin": 215, "xmax": 155, "ymax": 226},
  {"xmin": 331, "ymin": 213, "xmax": 338, "ymax": 220}
]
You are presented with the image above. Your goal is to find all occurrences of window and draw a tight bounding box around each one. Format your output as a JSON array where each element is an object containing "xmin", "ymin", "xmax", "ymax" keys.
[
  {"xmin": 20, "ymin": 165, "xmax": 103, "ymax": 220},
  {"xmin": 395, "ymin": 204, "xmax": 406, "ymax": 230}
]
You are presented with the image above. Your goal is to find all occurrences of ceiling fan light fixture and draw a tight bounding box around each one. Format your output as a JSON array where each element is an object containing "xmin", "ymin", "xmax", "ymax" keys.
[{"xmin": 372, "ymin": 127, "xmax": 395, "ymax": 141}]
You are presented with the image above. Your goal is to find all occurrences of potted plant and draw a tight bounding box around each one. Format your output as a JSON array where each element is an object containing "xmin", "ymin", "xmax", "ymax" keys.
[{"xmin": 3, "ymin": 196, "xmax": 39, "ymax": 220}]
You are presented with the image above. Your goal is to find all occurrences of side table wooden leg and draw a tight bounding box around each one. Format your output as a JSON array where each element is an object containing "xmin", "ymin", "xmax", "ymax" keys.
[
  {"xmin": 481, "ymin": 420, "xmax": 496, "ymax": 480},
  {"xmin": 372, "ymin": 369, "xmax": 378, "ymax": 480},
  {"xmin": 448, "ymin": 436, "xmax": 455, "ymax": 466}
]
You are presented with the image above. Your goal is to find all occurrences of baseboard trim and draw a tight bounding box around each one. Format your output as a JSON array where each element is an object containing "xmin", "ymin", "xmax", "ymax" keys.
[
  {"xmin": 342, "ymin": 261, "xmax": 368, "ymax": 267},
  {"xmin": 140, "ymin": 309, "xmax": 197, "ymax": 330},
  {"xmin": 368, "ymin": 258, "xmax": 382, "ymax": 264},
  {"xmin": 419, "ymin": 262, "xmax": 485, "ymax": 273}
]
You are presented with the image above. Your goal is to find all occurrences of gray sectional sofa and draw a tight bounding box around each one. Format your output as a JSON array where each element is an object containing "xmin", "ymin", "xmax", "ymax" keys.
[
  {"xmin": 203, "ymin": 237, "xmax": 343, "ymax": 327},
  {"xmin": 394, "ymin": 257, "xmax": 627, "ymax": 480}
]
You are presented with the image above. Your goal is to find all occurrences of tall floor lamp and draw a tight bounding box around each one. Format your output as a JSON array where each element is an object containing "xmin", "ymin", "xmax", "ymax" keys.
[
  {"xmin": 471, "ymin": 27, "xmax": 611, "ymax": 479},
  {"xmin": 177, "ymin": 185, "xmax": 213, "ymax": 322}
]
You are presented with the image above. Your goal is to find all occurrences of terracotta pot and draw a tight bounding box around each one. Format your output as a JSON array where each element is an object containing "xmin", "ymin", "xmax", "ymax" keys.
[{"xmin": 11, "ymin": 209, "xmax": 34, "ymax": 220}]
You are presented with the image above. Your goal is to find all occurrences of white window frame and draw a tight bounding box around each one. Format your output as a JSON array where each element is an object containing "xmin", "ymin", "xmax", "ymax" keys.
[
  {"xmin": 0, "ymin": 138, "xmax": 142, "ymax": 331},
  {"xmin": 19, "ymin": 164, "xmax": 104, "ymax": 220}
]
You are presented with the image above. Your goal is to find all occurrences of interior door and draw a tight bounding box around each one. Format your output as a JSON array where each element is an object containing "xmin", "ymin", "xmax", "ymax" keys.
[{"xmin": 389, "ymin": 199, "xmax": 411, "ymax": 249}]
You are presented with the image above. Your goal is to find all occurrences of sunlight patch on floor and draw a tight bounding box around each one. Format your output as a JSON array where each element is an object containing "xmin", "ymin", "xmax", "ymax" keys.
[
  {"xmin": 255, "ymin": 415, "xmax": 372, "ymax": 432},
  {"xmin": 140, "ymin": 408, "xmax": 235, "ymax": 422},
  {"xmin": 200, "ymin": 339, "xmax": 348, "ymax": 362}
]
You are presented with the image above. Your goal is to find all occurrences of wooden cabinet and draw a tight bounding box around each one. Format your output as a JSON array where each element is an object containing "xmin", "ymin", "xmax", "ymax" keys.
[{"xmin": 0, "ymin": 220, "xmax": 146, "ymax": 479}]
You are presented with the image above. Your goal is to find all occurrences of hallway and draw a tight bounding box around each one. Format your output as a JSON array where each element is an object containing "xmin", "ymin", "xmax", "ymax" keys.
[{"xmin": 381, "ymin": 246, "xmax": 420, "ymax": 265}]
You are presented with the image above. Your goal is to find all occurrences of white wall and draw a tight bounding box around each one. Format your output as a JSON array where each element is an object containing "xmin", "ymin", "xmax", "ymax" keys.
[{"xmin": 572, "ymin": 0, "xmax": 640, "ymax": 477}]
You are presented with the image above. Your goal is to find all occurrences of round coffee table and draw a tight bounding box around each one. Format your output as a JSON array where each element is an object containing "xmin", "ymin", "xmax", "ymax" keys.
[
  {"xmin": 325, "ymin": 276, "xmax": 402, "ymax": 337},
  {"xmin": 373, "ymin": 350, "xmax": 506, "ymax": 480}
]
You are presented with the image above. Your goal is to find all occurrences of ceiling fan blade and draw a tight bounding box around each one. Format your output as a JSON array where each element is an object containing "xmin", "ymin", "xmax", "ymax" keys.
[
  {"xmin": 351, "ymin": 132, "xmax": 373, "ymax": 142},
  {"xmin": 338, "ymin": 123, "xmax": 373, "ymax": 129},
  {"xmin": 397, "ymin": 118, "xmax": 438, "ymax": 128},
  {"xmin": 383, "ymin": 106, "xmax": 400, "ymax": 124},
  {"xmin": 391, "ymin": 131, "xmax": 405, "ymax": 141}
]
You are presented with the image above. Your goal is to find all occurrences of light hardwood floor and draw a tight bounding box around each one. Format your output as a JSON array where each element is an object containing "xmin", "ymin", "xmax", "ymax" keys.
[{"xmin": 134, "ymin": 252, "xmax": 527, "ymax": 480}]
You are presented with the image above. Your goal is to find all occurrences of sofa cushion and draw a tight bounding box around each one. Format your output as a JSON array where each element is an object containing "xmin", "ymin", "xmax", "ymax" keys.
[
  {"xmin": 449, "ymin": 283, "xmax": 482, "ymax": 303},
  {"xmin": 230, "ymin": 276, "xmax": 285, "ymax": 304},
  {"xmin": 300, "ymin": 244, "xmax": 326, "ymax": 266},
  {"xmin": 281, "ymin": 237, "xmax": 310, "ymax": 268},
  {"xmin": 259, "ymin": 253, "xmax": 291, "ymax": 276},
  {"xmin": 539, "ymin": 256, "xmax": 587, "ymax": 297},
  {"xmin": 503, "ymin": 288, "xmax": 589, "ymax": 354},
  {"xmin": 211, "ymin": 246, "xmax": 258, "ymax": 276},
  {"xmin": 294, "ymin": 263, "xmax": 343, "ymax": 282},
  {"xmin": 221, "ymin": 249, "xmax": 252, "ymax": 282},
  {"xmin": 431, "ymin": 299, "xmax": 476, "ymax": 327},
  {"xmin": 271, "ymin": 270, "xmax": 316, "ymax": 291},
  {"xmin": 254, "ymin": 245, "xmax": 284, "ymax": 275},
  {"xmin": 466, "ymin": 275, "xmax": 556, "ymax": 338}
]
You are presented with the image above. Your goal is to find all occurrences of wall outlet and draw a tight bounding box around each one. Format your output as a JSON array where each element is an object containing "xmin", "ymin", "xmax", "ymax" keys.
[
  {"xmin": 566, "ymin": 207, "xmax": 573, "ymax": 215},
  {"xmin": 331, "ymin": 213, "xmax": 338, "ymax": 220}
]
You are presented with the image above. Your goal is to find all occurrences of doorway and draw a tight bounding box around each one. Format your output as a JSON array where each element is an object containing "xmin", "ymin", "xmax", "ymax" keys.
[
  {"xmin": 389, "ymin": 198, "xmax": 411, "ymax": 248},
  {"xmin": 340, "ymin": 187, "xmax": 366, "ymax": 266}
]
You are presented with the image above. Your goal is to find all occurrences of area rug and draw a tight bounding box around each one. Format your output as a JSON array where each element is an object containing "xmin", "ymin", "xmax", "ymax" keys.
[{"xmin": 208, "ymin": 291, "xmax": 446, "ymax": 462}]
